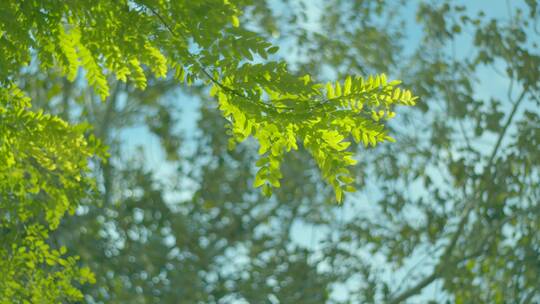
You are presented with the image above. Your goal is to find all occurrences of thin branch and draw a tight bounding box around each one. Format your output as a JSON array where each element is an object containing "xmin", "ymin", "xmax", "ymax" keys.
[
  {"xmin": 388, "ymin": 87, "xmax": 529, "ymax": 304},
  {"xmin": 388, "ymin": 199, "xmax": 473, "ymax": 304},
  {"xmin": 458, "ymin": 120, "xmax": 473, "ymax": 152},
  {"xmin": 144, "ymin": 5, "xmax": 310, "ymax": 112},
  {"xmin": 142, "ymin": 4, "xmax": 399, "ymax": 117},
  {"xmin": 391, "ymin": 242, "xmax": 445, "ymax": 297},
  {"xmin": 522, "ymin": 287, "xmax": 539, "ymax": 304},
  {"xmin": 389, "ymin": 272, "xmax": 438, "ymax": 304},
  {"xmin": 486, "ymin": 87, "xmax": 527, "ymax": 167}
]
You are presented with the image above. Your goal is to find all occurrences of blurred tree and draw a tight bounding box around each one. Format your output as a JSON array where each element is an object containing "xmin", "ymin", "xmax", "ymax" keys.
[{"xmin": 257, "ymin": 0, "xmax": 539, "ymax": 303}]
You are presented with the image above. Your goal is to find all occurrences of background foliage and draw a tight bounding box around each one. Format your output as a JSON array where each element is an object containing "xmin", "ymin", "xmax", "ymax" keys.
[{"xmin": 1, "ymin": 0, "xmax": 540, "ymax": 303}]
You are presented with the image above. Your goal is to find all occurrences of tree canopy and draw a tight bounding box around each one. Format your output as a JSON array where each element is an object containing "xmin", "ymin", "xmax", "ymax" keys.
[{"xmin": 2, "ymin": 0, "xmax": 540, "ymax": 303}]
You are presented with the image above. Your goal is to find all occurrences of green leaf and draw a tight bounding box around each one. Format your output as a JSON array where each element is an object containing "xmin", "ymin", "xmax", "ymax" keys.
[
  {"xmin": 344, "ymin": 75, "xmax": 352, "ymax": 95},
  {"xmin": 326, "ymin": 82, "xmax": 335, "ymax": 99},
  {"xmin": 267, "ymin": 46, "xmax": 279, "ymax": 54},
  {"xmin": 232, "ymin": 15, "xmax": 240, "ymax": 27}
]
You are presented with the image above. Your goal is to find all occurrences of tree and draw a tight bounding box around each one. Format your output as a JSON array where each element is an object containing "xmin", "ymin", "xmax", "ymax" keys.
[
  {"xmin": 261, "ymin": 0, "xmax": 539, "ymax": 302},
  {"xmin": 9, "ymin": 1, "xmax": 538, "ymax": 303},
  {"xmin": 0, "ymin": 0, "xmax": 415, "ymax": 302}
]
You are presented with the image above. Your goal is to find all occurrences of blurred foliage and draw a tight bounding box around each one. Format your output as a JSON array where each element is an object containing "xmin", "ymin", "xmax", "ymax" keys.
[
  {"xmin": 246, "ymin": 0, "xmax": 540, "ymax": 303},
  {"xmin": 2, "ymin": 0, "xmax": 540, "ymax": 303}
]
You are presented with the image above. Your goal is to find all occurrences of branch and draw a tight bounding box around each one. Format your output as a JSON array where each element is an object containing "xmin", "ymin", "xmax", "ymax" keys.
[
  {"xmin": 389, "ymin": 87, "xmax": 529, "ymax": 303},
  {"xmin": 522, "ymin": 287, "xmax": 539, "ymax": 304},
  {"xmin": 142, "ymin": 4, "xmax": 397, "ymax": 116},
  {"xmin": 486, "ymin": 87, "xmax": 527, "ymax": 167},
  {"xmin": 389, "ymin": 272, "xmax": 438, "ymax": 304},
  {"xmin": 388, "ymin": 201, "xmax": 473, "ymax": 304}
]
